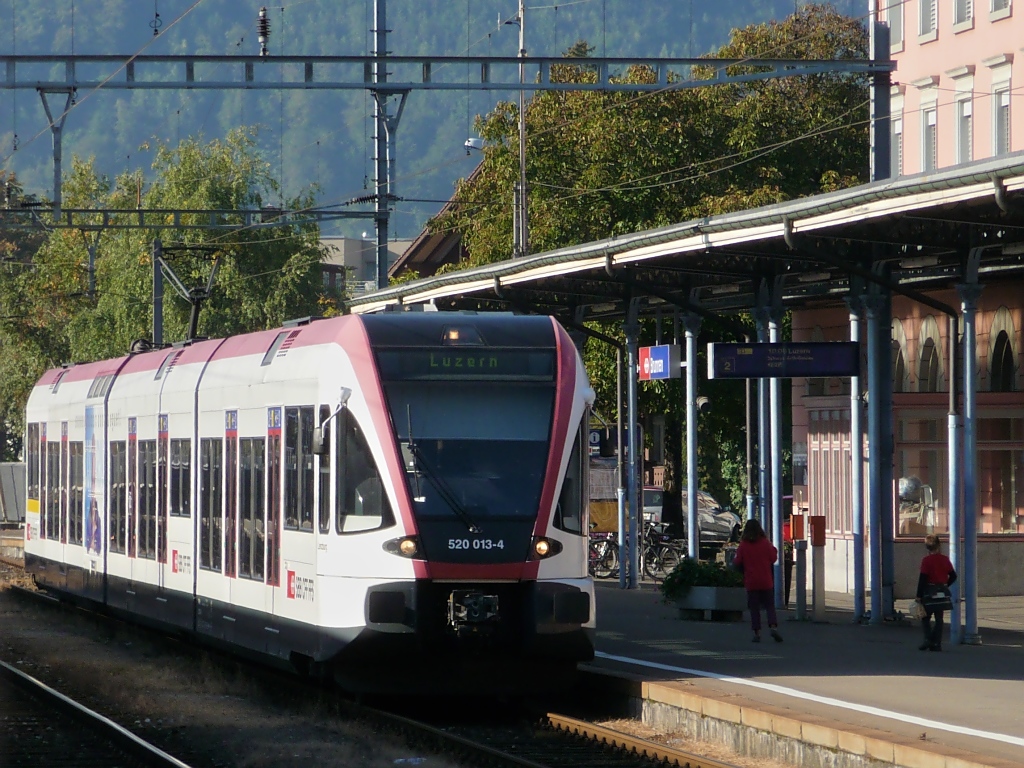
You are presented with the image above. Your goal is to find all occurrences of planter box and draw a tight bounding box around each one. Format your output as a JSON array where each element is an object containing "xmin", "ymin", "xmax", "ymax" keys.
[{"xmin": 674, "ymin": 586, "xmax": 747, "ymax": 622}]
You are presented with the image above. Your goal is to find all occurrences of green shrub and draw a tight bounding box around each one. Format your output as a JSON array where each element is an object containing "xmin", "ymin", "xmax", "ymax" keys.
[{"xmin": 660, "ymin": 557, "xmax": 744, "ymax": 601}]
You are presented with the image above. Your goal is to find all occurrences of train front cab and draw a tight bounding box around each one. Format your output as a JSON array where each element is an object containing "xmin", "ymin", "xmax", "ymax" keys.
[{"xmin": 326, "ymin": 313, "xmax": 596, "ymax": 690}]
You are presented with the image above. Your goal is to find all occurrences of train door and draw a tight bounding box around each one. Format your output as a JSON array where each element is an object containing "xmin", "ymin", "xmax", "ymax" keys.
[
  {"xmin": 44, "ymin": 425, "xmax": 63, "ymax": 588},
  {"xmin": 60, "ymin": 422, "xmax": 68, "ymax": 550},
  {"xmin": 281, "ymin": 405, "xmax": 317, "ymax": 616},
  {"xmin": 224, "ymin": 411, "xmax": 238, "ymax": 584},
  {"xmin": 157, "ymin": 415, "xmax": 169, "ymax": 589},
  {"xmin": 265, "ymin": 407, "xmax": 282, "ymax": 616}
]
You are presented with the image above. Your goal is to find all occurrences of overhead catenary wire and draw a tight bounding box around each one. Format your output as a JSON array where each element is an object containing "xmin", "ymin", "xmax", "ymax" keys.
[{"xmin": 0, "ymin": 0, "xmax": 209, "ymax": 170}]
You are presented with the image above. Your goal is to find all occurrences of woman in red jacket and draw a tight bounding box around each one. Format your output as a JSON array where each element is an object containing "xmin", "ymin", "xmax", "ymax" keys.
[
  {"xmin": 733, "ymin": 519, "xmax": 783, "ymax": 643},
  {"xmin": 916, "ymin": 534, "xmax": 957, "ymax": 652}
]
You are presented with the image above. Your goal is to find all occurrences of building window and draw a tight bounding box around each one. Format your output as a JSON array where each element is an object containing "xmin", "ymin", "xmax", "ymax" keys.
[
  {"xmin": 893, "ymin": 341, "xmax": 907, "ymax": 392},
  {"xmin": 891, "ymin": 117, "xmax": 904, "ymax": 176},
  {"xmin": 954, "ymin": 0, "xmax": 974, "ymax": 25},
  {"xmin": 957, "ymin": 98, "xmax": 973, "ymax": 163},
  {"xmin": 995, "ymin": 88, "xmax": 1011, "ymax": 155},
  {"xmin": 991, "ymin": 0, "xmax": 1010, "ymax": 14},
  {"xmin": 887, "ymin": 0, "xmax": 903, "ymax": 45},
  {"xmin": 920, "ymin": 0, "xmax": 937, "ymax": 34},
  {"xmin": 991, "ymin": 330, "xmax": 1015, "ymax": 391},
  {"xmin": 919, "ymin": 338, "xmax": 940, "ymax": 392},
  {"xmin": 923, "ymin": 107, "xmax": 938, "ymax": 171}
]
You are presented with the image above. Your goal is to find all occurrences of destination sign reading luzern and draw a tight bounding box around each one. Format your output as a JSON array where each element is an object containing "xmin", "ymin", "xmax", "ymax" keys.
[
  {"xmin": 708, "ymin": 342, "xmax": 860, "ymax": 379},
  {"xmin": 377, "ymin": 349, "xmax": 556, "ymax": 381}
]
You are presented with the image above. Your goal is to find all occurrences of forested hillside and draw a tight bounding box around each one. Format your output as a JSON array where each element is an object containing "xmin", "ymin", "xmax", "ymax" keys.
[{"xmin": 1, "ymin": 0, "xmax": 864, "ymax": 239}]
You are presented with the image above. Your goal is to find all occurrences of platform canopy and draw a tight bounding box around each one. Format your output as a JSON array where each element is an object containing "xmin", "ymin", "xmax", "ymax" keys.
[{"xmin": 349, "ymin": 152, "xmax": 1024, "ymax": 320}]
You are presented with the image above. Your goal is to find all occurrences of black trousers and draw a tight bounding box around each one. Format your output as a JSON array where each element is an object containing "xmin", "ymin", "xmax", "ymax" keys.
[{"xmin": 921, "ymin": 609, "xmax": 944, "ymax": 648}]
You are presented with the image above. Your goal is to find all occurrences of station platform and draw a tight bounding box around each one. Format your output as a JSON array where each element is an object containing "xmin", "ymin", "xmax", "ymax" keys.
[{"xmin": 585, "ymin": 581, "xmax": 1024, "ymax": 768}]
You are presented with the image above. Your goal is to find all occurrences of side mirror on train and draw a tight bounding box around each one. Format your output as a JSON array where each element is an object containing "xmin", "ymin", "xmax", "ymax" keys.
[{"xmin": 313, "ymin": 386, "xmax": 352, "ymax": 456}]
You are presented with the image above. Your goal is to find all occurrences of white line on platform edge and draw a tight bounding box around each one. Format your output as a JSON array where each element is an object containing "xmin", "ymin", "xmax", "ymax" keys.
[{"xmin": 594, "ymin": 651, "xmax": 1024, "ymax": 748}]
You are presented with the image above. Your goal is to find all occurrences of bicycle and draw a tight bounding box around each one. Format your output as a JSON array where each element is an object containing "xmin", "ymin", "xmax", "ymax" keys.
[
  {"xmin": 642, "ymin": 522, "xmax": 686, "ymax": 581},
  {"xmin": 588, "ymin": 532, "xmax": 619, "ymax": 579}
]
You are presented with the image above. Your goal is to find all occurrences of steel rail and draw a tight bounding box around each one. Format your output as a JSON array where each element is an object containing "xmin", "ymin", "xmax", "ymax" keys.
[{"xmin": 547, "ymin": 711, "xmax": 741, "ymax": 768}]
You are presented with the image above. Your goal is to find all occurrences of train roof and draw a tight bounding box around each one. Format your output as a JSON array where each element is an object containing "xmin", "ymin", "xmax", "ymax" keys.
[{"xmin": 33, "ymin": 311, "xmax": 561, "ymax": 389}]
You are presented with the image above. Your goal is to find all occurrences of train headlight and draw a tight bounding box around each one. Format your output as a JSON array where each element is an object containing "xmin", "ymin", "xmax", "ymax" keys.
[
  {"xmin": 383, "ymin": 536, "xmax": 422, "ymax": 559},
  {"xmin": 529, "ymin": 536, "xmax": 562, "ymax": 560}
]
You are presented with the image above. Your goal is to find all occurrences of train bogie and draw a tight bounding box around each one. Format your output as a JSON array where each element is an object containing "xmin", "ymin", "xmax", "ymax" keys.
[{"xmin": 23, "ymin": 312, "xmax": 595, "ymax": 694}]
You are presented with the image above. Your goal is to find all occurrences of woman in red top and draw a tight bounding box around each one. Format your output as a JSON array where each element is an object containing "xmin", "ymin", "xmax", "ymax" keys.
[
  {"xmin": 733, "ymin": 519, "xmax": 782, "ymax": 643},
  {"xmin": 916, "ymin": 534, "xmax": 957, "ymax": 651}
]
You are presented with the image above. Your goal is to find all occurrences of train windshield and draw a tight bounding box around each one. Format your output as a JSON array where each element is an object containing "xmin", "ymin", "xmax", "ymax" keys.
[{"xmin": 383, "ymin": 379, "xmax": 554, "ymax": 523}]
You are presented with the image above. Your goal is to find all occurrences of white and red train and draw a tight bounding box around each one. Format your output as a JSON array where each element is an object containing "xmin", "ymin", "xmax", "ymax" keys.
[{"xmin": 23, "ymin": 311, "xmax": 595, "ymax": 692}]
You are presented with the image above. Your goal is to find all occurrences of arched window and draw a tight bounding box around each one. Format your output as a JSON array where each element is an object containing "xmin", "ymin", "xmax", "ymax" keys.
[
  {"xmin": 991, "ymin": 330, "xmax": 1015, "ymax": 392},
  {"xmin": 892, "ymin": 340, "xmax": 906, "ymax": 393},
  {"xmin": 919, "ymin": 338, "xmax": 939, "ymax": 392},
  {"xmin": 891, "ymin": 319, "xmax": 909, "ymax": 393}
]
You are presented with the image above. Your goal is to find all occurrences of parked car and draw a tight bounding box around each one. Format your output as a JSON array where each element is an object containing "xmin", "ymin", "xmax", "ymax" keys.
[{"xmin": 643, "ymin": 486, "xmax": 741, "ymax": 547}]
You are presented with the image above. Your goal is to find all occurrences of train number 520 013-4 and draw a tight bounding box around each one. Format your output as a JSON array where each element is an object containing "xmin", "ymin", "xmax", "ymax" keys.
[{"xmin": 448, "ymin": 538, "xmax": 505, "ymax": 550}]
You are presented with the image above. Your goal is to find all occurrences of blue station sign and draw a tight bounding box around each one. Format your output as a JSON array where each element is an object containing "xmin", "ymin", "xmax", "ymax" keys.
[
  {"xmin": 638, "ymin": 344, "xmax": 681, "ymax": 381},
  {"xmin": 708, "ymin": 342, "xmax": 860, "ymax": 379}
]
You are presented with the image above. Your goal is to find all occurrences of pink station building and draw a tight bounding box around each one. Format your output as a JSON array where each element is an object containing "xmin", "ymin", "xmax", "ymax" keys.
[{"xmin": 790, "ymin": 1, "xmax": 1024, "ymax": 596}]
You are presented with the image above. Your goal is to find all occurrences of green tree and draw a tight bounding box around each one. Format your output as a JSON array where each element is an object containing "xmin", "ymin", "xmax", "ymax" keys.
[
  {"xmin": 431, "ymin": 4, "xmax": 866, "ymax": 508},
  {"xmin": 0, "ymin": 130, "xmax": 331, "ymax": 455}
]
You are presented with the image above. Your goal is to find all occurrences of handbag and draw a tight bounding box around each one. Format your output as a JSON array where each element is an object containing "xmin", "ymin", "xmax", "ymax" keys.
[
  {"xmin": 908, "ymin": 598, "xmax": 926, "ymax": 620},
  {"xmin": 921, "ymin": 584, "xmax": 952, "ymax": 612}
]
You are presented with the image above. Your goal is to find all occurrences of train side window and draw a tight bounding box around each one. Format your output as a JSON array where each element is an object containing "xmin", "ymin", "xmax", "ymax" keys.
[
  {"xmin": 225, "ymin": 432, "xmax": 238, "ymax": 578},
  {"xmin": 335, "ymin": 410, "xmax": 394, "ymax": 534},
  {"xmin": 199, "ymin": 438, "xmax": 223, "ymax": 572},
  {"xmin": 267, "ymin": 428, "xmax": 281, "ymax": 587},
  {"xmin": 26, "ymin": 423, "xmax": 40, "ymax": 502},
  {"xmin": 39, "ymin": 430, "xmax": 47, "ymax": 538},
  {"xmin": 69, "ymin": 442, "xmax": 84, "ymax": 545},
  {"xmin": 169, "ymin": 438, "xmax": 191, "ymax": 517},
  {"xmin": 109, "ymin": 441, "xmax": 127, "ymax": 553},
  {"xmin": 239, "ymin": 437, "xmax": 266, "ymax": 580},
  {"xmin": 138, "ymin": 440, "xmax": 158, "ymax": 560},
  {"xmin": 46, "ymin": 441, "xmax": 61, "ymax": 541},
  {"xmin": 60, "ymin": 435, "xmax": 68, "ymax": 544},
  {"xmin": 284, "ymin": 406, "xmax": 315, "ymax": 532},
  {"xmin": 128, "ymin": 437, "xmax": 137, "ymax": 558},
  {"xmin": 554, "ymin": 418, "xmax": 587, "ymax": 535},
  {"xmin": 317, "ymin": 405, "xmax": 331, "ymax": 534}
]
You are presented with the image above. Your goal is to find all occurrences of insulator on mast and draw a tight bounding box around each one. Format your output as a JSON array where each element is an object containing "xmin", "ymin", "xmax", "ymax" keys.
[{"xmin": 258, "ymin": 7, "xmax": 270, "ymax": 57}]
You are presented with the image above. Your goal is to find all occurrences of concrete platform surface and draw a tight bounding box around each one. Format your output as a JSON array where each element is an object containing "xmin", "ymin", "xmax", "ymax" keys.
[{"xmin": 587, "ymin": 582, "xmax": 1024, "ymax": 767}]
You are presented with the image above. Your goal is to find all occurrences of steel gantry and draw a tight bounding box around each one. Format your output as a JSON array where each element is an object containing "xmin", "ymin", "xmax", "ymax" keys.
[{"xmin": 1, "ymin": 28, "xmax": 893, "ymax": 288}]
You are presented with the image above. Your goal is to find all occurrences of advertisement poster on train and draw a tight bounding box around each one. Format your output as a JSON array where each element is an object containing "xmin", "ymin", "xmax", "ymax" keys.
[{"xmin": 84, "ymin": 406, "xmax": 105, "ymax": 555}]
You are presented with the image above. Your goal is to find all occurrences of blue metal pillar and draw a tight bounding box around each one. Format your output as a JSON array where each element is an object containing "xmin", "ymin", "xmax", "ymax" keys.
[
  {"xmin": 685, "ymin": 312, "xmax": 701, "ymax": 560},
  {"xmin": 947, "ymin": 312, "xmax": 962, "ymax": 644},
  {"xmin": 959, "ymin": 282, "xmax": 983, "ymax": 643},
  {"xmin": 624, "ymin": 301, "xmax": 641, "ymax": 589},
  {"xmin": 863, "ymin": 294, "xmax": 885, "ymax": 624},
  {"xmin": 847, "ymin": 296, "xmax": 866, "ymax": 621},
  {"xmin": 755, "ymin": 294, "xmax": 771, "ymax": 531},
  {"xmin": 769, "ymin": 311, "xmax": 785, "ymax": 608},
  {"xmin": 879, "ymin": 288, "xmax": 896, "ymax": 619}
]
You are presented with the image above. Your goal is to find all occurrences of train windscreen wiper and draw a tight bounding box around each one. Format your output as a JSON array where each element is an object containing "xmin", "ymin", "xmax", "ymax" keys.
[{"xmin": 404, "ymin": 407, "xmax": 482, "ymax": 534}]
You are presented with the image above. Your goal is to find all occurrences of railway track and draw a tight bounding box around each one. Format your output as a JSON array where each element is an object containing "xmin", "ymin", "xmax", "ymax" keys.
[
  {"xmin": 3, "ymin": 562, "xmax": 746, "ymax": 768},
  {"xmin": 367, "ymin": 704, "xmax": 742, "ymax": 768},
  {"xmin": 0, "ymin": 658, "xmax": 192, "ymax": 768}
]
